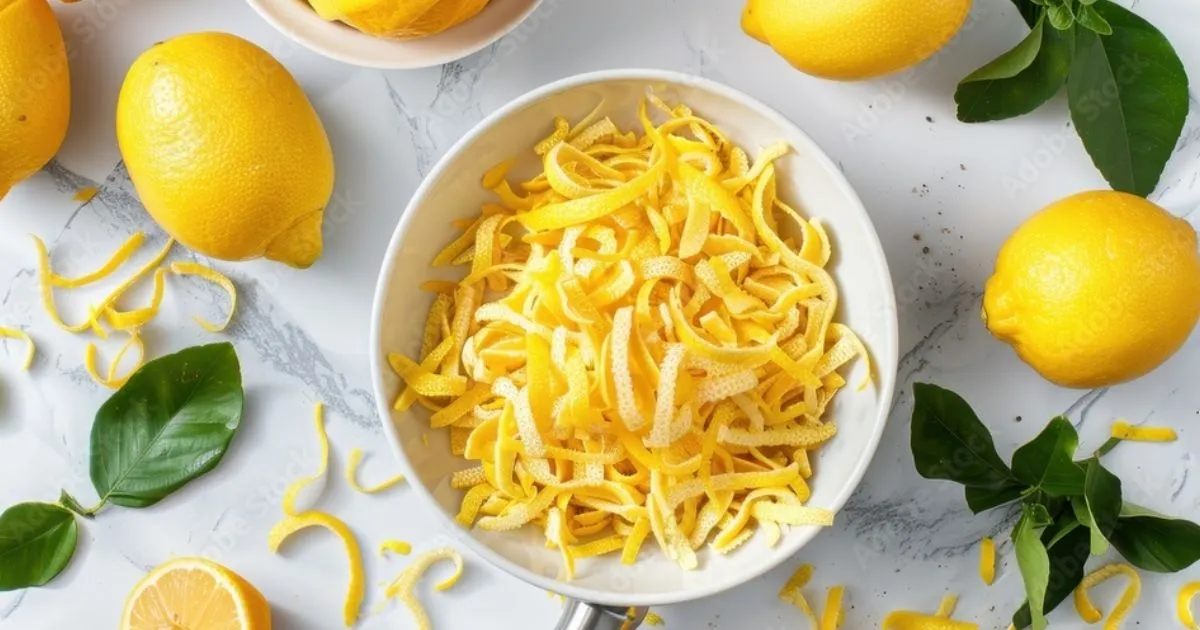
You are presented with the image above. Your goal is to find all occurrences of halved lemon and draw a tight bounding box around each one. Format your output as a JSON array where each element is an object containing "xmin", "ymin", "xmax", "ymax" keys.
[{"xmin": 120, "ymin": 557, "xmax": 272, "ymax": 630}]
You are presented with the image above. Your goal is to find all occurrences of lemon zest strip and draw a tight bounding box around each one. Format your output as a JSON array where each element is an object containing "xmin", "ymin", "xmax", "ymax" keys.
[
  {"xmin": 281, "ymin": 403, "xmax": 329, "ymax": 516},
  {"xmin": 169, "ymin": 262, "xmax": 237, "ymax": 332},
  {"xmin": 268, "ymin": 511, "xmax": 365, "ymax": 628},
  {"xmin": 384, "ymin": 547, "xmax": 466, "ymax": 630},
  {"xmin": 1111, "ymin": 420, "xmax": 1177, "ymax": 443},
  {"xmin": 0, "ymin": 327, "xmax": 35, "ymax": 371},
  {"xmin": 1073, "ymin": 563, "xmax": 1141, "ymax": 629},
  {"xmin": 345, "ymin": 448, "xmax": 405, "ymax": 494},
  {"xmin": 1178, "ymin": 582, "xmax": 1200, "ymax": 629},
  {"xmin": 979, "ymin": 537, "xmax": 996, "ymax": 586}
]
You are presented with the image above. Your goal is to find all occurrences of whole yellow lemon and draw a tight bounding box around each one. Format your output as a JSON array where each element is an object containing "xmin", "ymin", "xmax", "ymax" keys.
[
  {"xmin": 117, "ymin": 32, "xmax": 334, "ymax": 268},
  {"xmin": 984, "ymin": 191, "xmax": 1200, "ymax": 389},
  {"xmin": 742, "ymin": 0, "xmax": 972, "ymax": 80},
  {"xmin": 0, "ymin": 0, "xmax": 70, "ymax": 201},
  {"xmin": 309, "ymin": 0, "xmax": 490, "ymax": 39}
]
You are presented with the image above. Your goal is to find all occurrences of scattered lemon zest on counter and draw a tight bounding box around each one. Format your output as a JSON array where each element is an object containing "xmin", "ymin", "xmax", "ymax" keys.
[
  {"xmin": 1179, "ymin": 582, "xmax": 1200, "ymax": 629},
  {"xmin": 345, "ymin": 448, "xmax": 406, "ymax": 494},
  {"xmin": 779, "ymin": 564, "xmax": 818, "ymax": 623},
  {"xmin": 282, "ymin": 403, "xmax": 330, "ymax": 515},
  {"xmin": 268, "ymin": 511, "xmax": 365, "ymax": 628},
  {"xmin": 1111, "ymin": 420, "xmax": 1177, "ymax": 443},
  {"xmin": 103, "ymin": 267, "xmax": 167, "ymax": 330},
  {"xmin": 934, "ymin": 594, "xmax": 958, "ymax": 618},
  {"xmin": 979, "ymin": 537, "xmax": 995, "ymax": 586},
  {"xmin": 821, "ymin": 586, "xmax": 845, "ymax": 630},
  {"xmin": 379, "ymin": 540, "xmax": 413, "ymax": 557},
  {"xmin": 881, "ymin": 611, "xmax": 978, "ymax": 630},
  {"xmin": 72, "ymin": 186, "xmax": 99, "ymax": 204},
  {"xmin": 384, "ymin": 547, "xmax": 465, "ymax": 630},
  {"xmin": 43, "ymin": 232, "xmax": 145, "ymax": 289},
  {"xmin": 391, "ymin": 97, "xmax": 867, "ymax": 577},
  {"xmin": 644, "ymin": 611, "xmax": 665, "ymax": 626},
  {"xmin": 1074, "ymin": 563, "xmax": 1140, "ymax": 629},
  {"xmin": 0, "ymin": 326, "xmax": 35, "ymax": 371},
  {"xmin": 84, "ymin": 330, "xmax": 144, "ymax": 389},
  {"xmin": 170, "ymin": 261, "xmax": 236, "ymax": 332}
]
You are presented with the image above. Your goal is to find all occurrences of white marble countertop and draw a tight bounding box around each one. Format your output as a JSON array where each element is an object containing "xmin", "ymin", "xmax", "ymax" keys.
[{"xmin": 2, "ymin": 0, "xmax": 1198, "ymax": 628}]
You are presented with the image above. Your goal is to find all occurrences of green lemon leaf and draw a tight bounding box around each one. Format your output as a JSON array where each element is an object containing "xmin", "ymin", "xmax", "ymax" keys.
[
  {"xmin": 1109, "ymin": 514, "xmax": 1200, "ymax": 572},
  {"xmin": 0, "ymin": 503, "xmax": 78, "ymax": 591},
  {"xmin": 90, "ymin": 342, "xmax": 244, "ymax": 509},
  {"xmin": 1067, "ymin": 0, "xmax": 1189, "ymax": 196},
  {"xmin": 1076, "ymin": 5, "xmax": 1113, "ymax": 35},
  {"xmin": 966, "ymin": 482, "xmax": 1027, "ymax": 513},
  {"xmin": 1013, "ymin": 503, "xmax": 1053, "ymax": 630},
  {"xmin": 1011, "ymin": 0, "xmax": 1044, "ymax": 27},
  {"xmin": 1012, "ymin": 525, "xmax": 1091, "ymax": 628},
  {"xmin": 1075, "ymin": 457, "xmax": 1122, "ymax": 555},
  {"xmin": 910, "ymin": 384, "xmax": 1023, "ymax": 502},
  {"xmin": 956, "ymin": 17, "xmax": 1075, "ymax": 123},
  {"xmin": 1011, "ymin": 417, "xmax": 1085, "ymax": 496}
]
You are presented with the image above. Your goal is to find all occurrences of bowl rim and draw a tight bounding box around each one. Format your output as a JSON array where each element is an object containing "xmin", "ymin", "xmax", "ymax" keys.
[
  {"xmin": 244, "ymin": 0, "xmax": 544, "ymax": 69},
  {"xmin": 369, "ymin": 68, "xmax": 899, "ymax": 607}
]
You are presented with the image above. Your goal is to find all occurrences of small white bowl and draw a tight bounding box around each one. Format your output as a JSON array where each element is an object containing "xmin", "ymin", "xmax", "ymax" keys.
[
  {"xmin": 245, "ymin": 0, "xmax": 542, "ymax": 69},
  {"xmin": 370, "ymin": 70, "xmax": 899, "ymax": 607}
]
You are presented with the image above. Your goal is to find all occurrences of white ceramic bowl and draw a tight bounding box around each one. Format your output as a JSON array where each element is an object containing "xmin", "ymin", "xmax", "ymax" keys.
[
  {"xmin": 246, "ymin": 0, "xmax": 542, "ymax": 69},
  {"xmin": 370, "ymin": 70, "xmax": 899, "ymax": 607}
]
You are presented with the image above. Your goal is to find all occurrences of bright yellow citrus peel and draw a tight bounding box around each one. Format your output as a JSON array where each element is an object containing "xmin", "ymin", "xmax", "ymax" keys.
[
  {"xmin": 821, "ymin": 586, "xmax": 845, "ymax": 630},
  {"xmin": 380, "ymin": 540, "xmax": 413, "ymax": 557},
  {"xmin": 0, "ymin": 327, "xmax": 35, "ymax": 371},
  {"xmin": 170, "ymin": 261, "xmax": 237, "ymax": 332},
  {"xmin": 390, "ymin": 97, "xmax": 868, "ymax": 576},
  {"xmin": 979, "ymin": 537, "xmax": 995, "ymax": 586},
  {"xmin": 1179, "ymin": 582, "xmax": 1200, "ymax": 630},
  {"xmin": 1111, "ymin": 420, "xmax": 1177, "ymax": 443},
  {"xmin": 345, "ymin": 447, "xmax": 406, "ymax": 494},
  {"xmin": 268, "ymin": 511, "xmax": 365, "ymax": 627},
  {"xmin": 282, "ymin": 403, "xmax": 331, "ymax": 515},
  {"xmin": 384, "ymin": 547, "xmax": 465, "ymax": 630},
  {"xmin": 1074, "ymin": 563, "xmax": 1141, "ymax": 630}
]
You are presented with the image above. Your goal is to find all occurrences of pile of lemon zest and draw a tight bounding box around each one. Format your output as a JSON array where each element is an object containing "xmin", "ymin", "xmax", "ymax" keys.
[
  {"xmin": 0, "ymin": 327, "xmax": 35, "ymax": 371},
  {"xmin": 282, "ymin": 403, "xmax": 330, "ymax": 516},
  {"xmin": 169, "ymin": 261, "xmax": 236, "ymax": 332},
  {"xmin": 1111, "ymin": 420, "xmax": 1177, "ymax": 443},
  {"xmin": 379, "ymin": 540, "xmax": 413, "ymax": 557},
  {"xmin": 1178, "ymin": 582, "xmax": 1200, "ymax": 629},
  {"xmin": 1074, "ymin": 563, "xmax": 1141, "ymax": 629},
  {"xmin": 345, "ymin": 448, "xmax": 405, "ymax": 494},
  {"xmin": 391, "ymin": 98, "xmax": 867, "ymax": 577},
  {"xmin": 821, "ymin": 586, "xmax": 845, "ymax": 630},
  {"xmin": 979, "ymin": 537, "xmax": 996, "ymax": 586},
  {"xmin": 383, "ymin": 548, "xmax": 465, "ymax": 630},
  {"xmin": 268, "ymin": 511, "xmax": 365, "ymax": 627}
]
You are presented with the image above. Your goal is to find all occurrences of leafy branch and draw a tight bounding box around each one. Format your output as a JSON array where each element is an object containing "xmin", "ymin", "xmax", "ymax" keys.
[
  {"xmin": 0, "ymin": 343, "xmax": 244, "ymax": 591},
  {"xmin": 911, "ymin": 383, "xmax": 1200, "ymax": 629},
  {"xmin": 957, "ymin": 0, "xmax": 1189, "ymax": 197}
]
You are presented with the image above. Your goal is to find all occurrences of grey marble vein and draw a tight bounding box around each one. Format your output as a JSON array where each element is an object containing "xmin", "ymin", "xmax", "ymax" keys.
[
  {"xmin": 0, "ymin": 593, "xmax": 26, "ymax": 621},
  {"xmin": 383, "ymin": 77, "xmax": 438, "ymax": 178}
]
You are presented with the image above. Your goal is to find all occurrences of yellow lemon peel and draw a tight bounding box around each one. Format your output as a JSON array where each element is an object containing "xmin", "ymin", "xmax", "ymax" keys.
[
  {"xmin": 979, "ymin": 537, "xmax": 996, "ymax": 586},
  {"xmin": 644, "ymin": 611, "xmax": 665, "ymax": 626},
  {"xmin": 85, "ymin": 331, "xmax": 145, "ymax": 389},
  {"xmin": 390, "ymin": 97, "xmax": 867, "ymax": 576},
  {"xmin": 380, "ymin": 540, "xmax": 413, "ymax": 557},
  {"xmin": 881, "ymin": 611, "xmax": 978, "ymax": 630},
  {"xmin": 1111, "ymin": 420, "xmax": 1177, "ymax": 443},
  {"xmin": 1179, "ymin": 582, "xmax": 1200, "ymax": 630},
  {"xmin": 778, "ymin": 564, "xmax": 819, "ymax": 624},
  {"xmin": 282, "ymin": 403, "xmax": 330, "ymax": 516},
  {"xmin": 169, "ymin": 261, "xmax": 237, "ymax": 332},
  {"xmin": 1074, "ymin": 563, "xmax": 1141, "ymax": 629},
  {"xmin": 344, "ymin": 447, "xmax": 406, "ymax": 494},
  {"xmin": 821, "ymin": 586, "xmax": 845, "ymax": 630},
  {"xmin": 384, "ymin": 547, "xmax": 465, "ymax": 630},
  {"xmin": 0, "ymin": 327, "xmax": 35, "ymax": 371},
  {"xmin": 44, "ymin": 232, "xmax": 145, "ymax": 288},
  {"xmin": 268, "ymin": 511, "xmax": 365, "ymax": 627}
]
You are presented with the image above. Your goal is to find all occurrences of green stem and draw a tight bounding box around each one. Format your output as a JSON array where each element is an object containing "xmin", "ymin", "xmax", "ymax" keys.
[
  {"xmin": 1095, "ymin": 437, "xmax": 1122, "ymax": 458},
  {"xmin": 58, "ymin": 490, "xmax": 104, "ymax": 519}
]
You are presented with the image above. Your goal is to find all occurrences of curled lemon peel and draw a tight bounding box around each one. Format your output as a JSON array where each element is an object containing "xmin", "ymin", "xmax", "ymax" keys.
[
  {"xmin": 0, "ymin": 327, "xmax": 35, "ymax": 371},
  {"xmin": 821, "ymin": 586, "xmax": 845, "ymax": 630},
  {"xmin": 881, "ymin": 611, "xmax": 978, "ymax": 630},
  {"xmin": 85, "ymin": 331, "xmax": 145, "ymax": 389},
  {"xmin": 384, "ymin": 547, "xmax": 465, "ymax": 630},
  {"xmin": 390, "ymin": 96, "xmax": 866, "ymax": 576},
  {"xmin": 1179, "ymin": 582, "xmax": 1200, "ymax": 630},
  {"xmin": 282, "ymin": 403, "xmax": 330, "ymax": 516},
  {"xmin": 104, "ymin": 267, "xmax": 168, "ymax": 331},
  {"xmin": 979, "ymin": 537, "xmax": 996, "ymax": 586},
  {"xmin": 380, "ymin": 540, "xmax": 413, "ymax": 557},
  {"xmin": 44, "ymin": 232, "xmax": 145, "ymax": 288},
  {"xmin": 268, "ymin": 511, "xmax": 365, "ymax": 627},
  {"xmin": 345, "ymin": 448, "xmax": 406, "ymax": 494},
  {"xmin": 1074, "ymin": 563, "xmax": 1141, "ymax": 629},
  {"xmin": 169, "ymin": 261, "xmax": 237, "ymax": 332},
  {"xmin": 778, "ymin": 564, "xmax": 819, "ymax": 624},
  {"xmin": 1111, "ymin": 420, "xmax": 1177, "ymax": 443}
]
